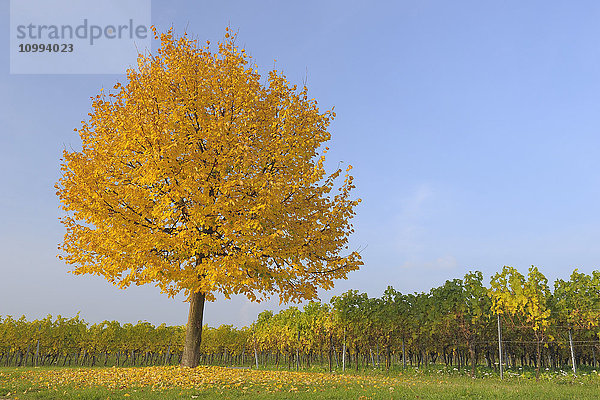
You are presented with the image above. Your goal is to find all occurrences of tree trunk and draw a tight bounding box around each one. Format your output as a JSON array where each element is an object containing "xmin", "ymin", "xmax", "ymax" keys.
[{"xmin": 181, "ymin": 291, "xmax": 206, "ymax": 367}]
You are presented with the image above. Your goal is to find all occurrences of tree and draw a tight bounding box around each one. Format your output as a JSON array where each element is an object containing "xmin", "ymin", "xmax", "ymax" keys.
[
  {"xmin": 490, "ymin": 266, "xmax": 550, "ymax": 380},
  {"xmin": 461, "ymin": 271, "xmax": 492, "ymax": 377},
  {"xmin": 553, "ymin": 269, "xmax": 600, "ymax": 373},
  {"xmin": 554, "ymin": 270, "xmax": 600, "ymax": 332},
  {"xmin": 56, "ymin": 27, "xmax": 362, "ymax": 367},
  {"xmin": 331, "ymin": 290, "xmax": 368, "ymax": 371}
]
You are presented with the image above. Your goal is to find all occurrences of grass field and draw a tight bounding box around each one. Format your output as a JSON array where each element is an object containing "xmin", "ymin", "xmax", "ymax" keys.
[{"xmin": 1, "ymin": 365, "xmax": 599, "ymax": 399}]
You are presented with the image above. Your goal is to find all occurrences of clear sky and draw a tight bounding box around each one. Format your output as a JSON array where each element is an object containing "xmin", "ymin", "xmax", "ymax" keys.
[{"xmin": 2, "ymin": 1, "xmax": 600, "ymax": 327}]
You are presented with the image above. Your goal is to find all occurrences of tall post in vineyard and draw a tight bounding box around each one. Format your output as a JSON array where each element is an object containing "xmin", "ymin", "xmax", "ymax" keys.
[
  {"xmin": 329, "ymin": 333, "xmax": 333, "ymax": 372},
  {"xmin": 296, "ymin": 330, "xmax": 300, "ymax": 371},
  {"xmin": 402, "ymin": 337, "xmax": 406, "ymax": 368},
  {"xmin": 342, "ymin": 327, "xmax": 346, "ymax": 372},
  {"xmin": 165, "ymin": 344, "xmax": 170, "ymax": 366},
  {"xmin": 569, "ymin": 328, "xmax": 576, "ymax": 375},
  {"xmin": 497, "ymin": 314, "xmax": 503, "ymax": 380},
  {"xmin": 253, "ymin": 329, "xmax": 259, "ymax": 370},
  {"xmin": 24, "ymin": 343, "xmax": 30, "ymax": 367},
  {"xmin": 34, "ymin": 325, "xmax": 40, "ymax": 367},
  {"xmin": 241, "ymin": 344, "xmax": 245, "ymax": 367}
]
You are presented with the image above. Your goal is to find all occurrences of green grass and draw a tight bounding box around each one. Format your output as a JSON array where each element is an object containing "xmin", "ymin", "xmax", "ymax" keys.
[{"xmin": 1, "ymin": 365, "xmax": 599, "ymax": 399}]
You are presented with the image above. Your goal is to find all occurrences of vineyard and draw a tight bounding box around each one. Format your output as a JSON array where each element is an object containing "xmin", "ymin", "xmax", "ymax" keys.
[{"xmin": 2, "ymin": 266, "xmax": 600, "ymax": 380}]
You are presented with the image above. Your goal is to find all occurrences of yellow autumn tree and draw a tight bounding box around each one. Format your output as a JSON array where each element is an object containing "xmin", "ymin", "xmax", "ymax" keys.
[
  {"xmin": 489, "ymin": 265, "xmax": 550, "ymax": 380},
  {"xmin": 56, "ymin": 27, "xmax": 362, "ymax": 367}
]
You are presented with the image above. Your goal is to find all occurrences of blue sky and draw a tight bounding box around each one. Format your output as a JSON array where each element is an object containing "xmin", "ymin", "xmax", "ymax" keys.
[{"xmin": 2, "ymin": 1, "xmax": 600, "ymax": 327}]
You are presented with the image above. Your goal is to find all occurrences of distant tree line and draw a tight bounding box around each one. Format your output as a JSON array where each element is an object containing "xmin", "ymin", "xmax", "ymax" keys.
[{"xmin": 2, "ymin": 267, "xmax": 600, "ymax": 380}]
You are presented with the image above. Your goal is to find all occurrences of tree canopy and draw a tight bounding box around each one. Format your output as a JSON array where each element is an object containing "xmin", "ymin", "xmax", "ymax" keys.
[{"xmin": 56, "ymin": 27, "xmax": 362, "ymax": 304}]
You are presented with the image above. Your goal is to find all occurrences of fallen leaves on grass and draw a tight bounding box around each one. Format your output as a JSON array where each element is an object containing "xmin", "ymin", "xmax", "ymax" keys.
[{"xmin": 2, "ymin": 366, "xmax": 427, "ymax": 394}]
